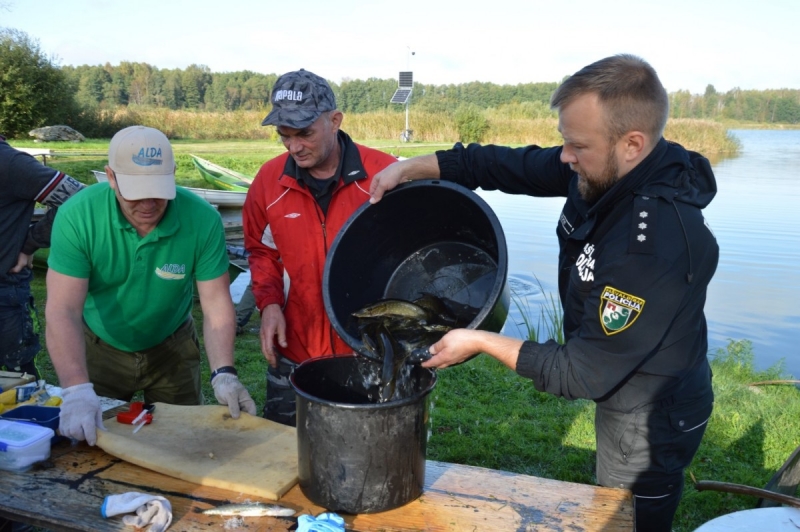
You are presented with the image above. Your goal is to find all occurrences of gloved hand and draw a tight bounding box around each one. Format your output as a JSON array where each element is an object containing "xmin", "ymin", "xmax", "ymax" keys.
[
  {"xmin": 59, "ymin": 383, "xmax": 106, "ymax": 446},
  {"xmin": 297, "ymin": 512, "xmax": 346, "ymax": 532},
  {"xmin": 101, "ymin": 491, "xmax": 172, "ymax": 532},
  {"xmin": 211, "ymin": 373, "xmax": 257, "ymax": 418}
]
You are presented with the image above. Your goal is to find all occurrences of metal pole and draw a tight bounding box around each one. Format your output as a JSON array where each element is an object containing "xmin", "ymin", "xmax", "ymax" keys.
[{"xmin": 405, "ymin": 46, "xmax": 414, "ymax": 141}]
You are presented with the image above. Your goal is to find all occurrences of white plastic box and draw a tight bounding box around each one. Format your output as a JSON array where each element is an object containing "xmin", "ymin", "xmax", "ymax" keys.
[{"xmin": 0, "ymin": 419, "xmax": 54, "ymax": 472}]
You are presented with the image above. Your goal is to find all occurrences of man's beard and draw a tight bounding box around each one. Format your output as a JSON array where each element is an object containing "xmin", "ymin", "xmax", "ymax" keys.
[{"xmin": 576, "ymin": 149, "xmax": 621, "ymax": 204}]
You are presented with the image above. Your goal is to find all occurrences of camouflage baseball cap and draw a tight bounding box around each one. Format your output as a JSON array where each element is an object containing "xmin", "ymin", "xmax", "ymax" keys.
[{"xmin": 261, "ymin": 69, "xmax": 337, "ymax": 129}]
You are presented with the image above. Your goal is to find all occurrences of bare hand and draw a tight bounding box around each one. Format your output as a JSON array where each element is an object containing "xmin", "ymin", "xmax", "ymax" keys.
[
  {"xmin": 9, "ymin": 252, "xmax": 33, "ymax": 274},
  {"xmin": 259, "ymin": 304, "xmax": 287, "ymax": 368},
  {"xmin": 422, "ymin": 329, "xmax": 486, "ymax": 369},
  {"xmin": 369, "ymin": 161, "xmax": 407, "ymax": 204}
]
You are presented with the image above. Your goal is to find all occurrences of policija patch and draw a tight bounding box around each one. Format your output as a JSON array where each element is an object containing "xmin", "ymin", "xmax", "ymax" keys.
[{"xmin": 599, "ymin": 286, "xmax": 645, "ymax": 335}]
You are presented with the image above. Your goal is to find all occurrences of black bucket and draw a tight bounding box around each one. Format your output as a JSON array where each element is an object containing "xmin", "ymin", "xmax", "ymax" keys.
[
  {"xmin": 290, "ymin": 355, "xmax": 436, "ymax": 513},
  {"xmin": 323, "ymin": 180, "xmax": 510, "ymax": 357}
]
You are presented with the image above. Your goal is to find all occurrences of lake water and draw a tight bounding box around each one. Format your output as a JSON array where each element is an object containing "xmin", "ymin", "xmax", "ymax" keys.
[{"xmin": 478, "ymin": 129, "xmax": 800, "ymax": 378}]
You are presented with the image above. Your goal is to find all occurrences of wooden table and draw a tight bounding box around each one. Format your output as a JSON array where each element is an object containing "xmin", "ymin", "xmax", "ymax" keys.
[
  {"xmin": 0, "ymin": 436, "xmax": 633, "ymax": 532},
  {"xmin": 1, "ymin": 403, "xmax": 633, "ymax": 531}
]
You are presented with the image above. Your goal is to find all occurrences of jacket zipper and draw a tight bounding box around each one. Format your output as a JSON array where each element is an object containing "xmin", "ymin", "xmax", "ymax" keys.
[{"xmin": 314, "ymin": 203, "xmax": 335, "ymax": 351}]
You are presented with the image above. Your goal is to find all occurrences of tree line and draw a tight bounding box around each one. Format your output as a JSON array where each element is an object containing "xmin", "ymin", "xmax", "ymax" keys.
[
  {"xmin": 60, "ymin": 62, "xmax": 562, "ymax": 117},
  {"xmin": 2, "ymin": 27, "xmax": 800, "ymax": 139}
]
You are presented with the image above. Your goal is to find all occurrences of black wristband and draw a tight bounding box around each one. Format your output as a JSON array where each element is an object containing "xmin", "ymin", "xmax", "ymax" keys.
[{"xmin": 210, "ymin": 366, "xmax": 238, "ymax": 381}]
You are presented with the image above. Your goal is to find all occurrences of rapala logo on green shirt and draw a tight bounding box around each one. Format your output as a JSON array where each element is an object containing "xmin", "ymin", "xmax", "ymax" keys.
[
  {"xmin": 155, "ymin": 263, "xmax": 186, "ymax": 280},
  {"xmin": 599, "ymin": 286, "xmax": 645, "ymax": 335}
]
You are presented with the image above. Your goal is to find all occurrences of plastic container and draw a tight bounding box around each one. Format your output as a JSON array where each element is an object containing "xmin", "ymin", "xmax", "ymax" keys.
[
  {"xmin": 0, "ymin": 419, "xmax": 54, "ymax": 472},
  {"xmin": 0, "ymin": 405, "xmax": 61, "ymax": 443},
  {"xmin": 291, "ymin": 355, "xmax": 436, "ymax": 514},
  {"xmin": 323, "ymin": 180, "xmax": 510, "ymax": 360}
]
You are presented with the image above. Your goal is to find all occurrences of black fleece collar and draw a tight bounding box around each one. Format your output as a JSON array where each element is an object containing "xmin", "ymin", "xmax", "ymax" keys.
[{"xmin": 282, "ymin": 130, "xmax": 367, "ymax": 186}]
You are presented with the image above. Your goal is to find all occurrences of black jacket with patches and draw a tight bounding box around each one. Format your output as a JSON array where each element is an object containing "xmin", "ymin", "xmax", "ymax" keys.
[{"xmin": 436, "ymin": 138, "xmax": 718, "ymax": 412}]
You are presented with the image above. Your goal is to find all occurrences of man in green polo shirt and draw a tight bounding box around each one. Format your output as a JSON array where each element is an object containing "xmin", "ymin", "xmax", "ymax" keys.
[{"xmin": 46, "ymin": 125, "xmax": 256, "ymax": 446}]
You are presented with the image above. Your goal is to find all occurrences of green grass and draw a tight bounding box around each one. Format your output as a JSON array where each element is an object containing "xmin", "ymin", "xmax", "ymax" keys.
[
  {"xmin": 27, "ymin": 266, "xmax": 800, "ymax": 532},
  {"xmin": 8, "ymin": 139, "xmax": 285, "ymax": 189},
  {"xmin": 8, "ymin": 138, "xmax": 439, "ymax": 191}
]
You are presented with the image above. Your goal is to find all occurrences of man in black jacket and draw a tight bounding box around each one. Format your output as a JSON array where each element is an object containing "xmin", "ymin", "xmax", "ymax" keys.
[
  {"xmin": 0, "ymin": 136, "xmax": 85, "ymax": 378},
  {"xmin": 0, "ymin": 136, "xmax": 84, "ymax": 532},
  {"xmin": 369, "ymin": 54, "xmax": 718, "ymax": 531}
]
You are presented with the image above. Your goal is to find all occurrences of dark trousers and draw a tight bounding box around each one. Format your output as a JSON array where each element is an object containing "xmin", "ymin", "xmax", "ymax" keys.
[
  {"xmin": 263, "ymin": 353, "xmax": 298, "ymax": 427},
  {"xmin": 595, "ymin": 391, "xmax": 713, "ymax": 532},
  {"xmin": 0, "ymin": 280, "xmax": 40, "ymax": 378},
  {"xmin": 0, "ymin": 519, "xmax": 32, "ymax": 532},
  {"xmin": 0, "ymin": 280, "xmax": 38, "ymax": 532},
  {"xmin": 84, "ymin": 317, "xmax": 203, "ymax": 405}
]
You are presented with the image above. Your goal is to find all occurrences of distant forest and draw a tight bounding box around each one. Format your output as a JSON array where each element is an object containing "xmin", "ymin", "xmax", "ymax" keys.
[{"xmin": 64, "ymin": 62, "xmax": 800, "ymax": 124}]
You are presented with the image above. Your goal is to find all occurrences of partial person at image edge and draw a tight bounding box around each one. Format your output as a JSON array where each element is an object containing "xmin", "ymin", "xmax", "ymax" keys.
[
  {"xmin": 0, "ymin": 134, "xmax": 85, "ymax": 532},
  {"xmin": 0, "ymin": 135, "xmax": 85, "ymax": 378}
]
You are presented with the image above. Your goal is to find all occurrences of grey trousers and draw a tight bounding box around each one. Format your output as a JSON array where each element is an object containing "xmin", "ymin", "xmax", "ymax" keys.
[
  {"xmin": 235, "ymin": 283, "xmax": 256, "ymax": 327},
  {"xmin": 595, "ymin": 390, "xmax": 713, "ymax": 532}
]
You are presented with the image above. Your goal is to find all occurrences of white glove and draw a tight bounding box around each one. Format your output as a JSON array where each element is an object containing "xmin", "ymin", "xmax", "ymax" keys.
[
  {"xmin": 211, "ymin": 373, "xmax": 257, "ymax": 418},
  {"xmin": 59, "ymin": 383, "xmax": 106, "ymax": 445},
  {"xmin": 102, "ymin": 491, "xmax": 172, "ymax": 532}
]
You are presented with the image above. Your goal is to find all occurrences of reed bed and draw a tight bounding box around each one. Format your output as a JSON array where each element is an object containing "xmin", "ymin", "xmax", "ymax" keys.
[
  {"xmin": 92, "ymin": 106, "xmax": 739, "ymax": 154},
  {"xmin": 665, "ymin": 118, "xmax": 741, "ymax": 154}
]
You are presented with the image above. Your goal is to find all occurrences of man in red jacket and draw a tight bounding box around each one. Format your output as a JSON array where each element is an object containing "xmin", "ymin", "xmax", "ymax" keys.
[{"xmin": 243, "ymin": 69, "xmax": 397, "ymax": 426}]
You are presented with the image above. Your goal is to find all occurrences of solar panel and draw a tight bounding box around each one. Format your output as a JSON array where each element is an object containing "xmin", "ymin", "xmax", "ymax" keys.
[
  {"xmin": 399, "ymin": 71, "xmax": 413, "ymax": 88},
  {"xmin": 390, "ymin": 88, "xmax": 412, "ymax": 104}
]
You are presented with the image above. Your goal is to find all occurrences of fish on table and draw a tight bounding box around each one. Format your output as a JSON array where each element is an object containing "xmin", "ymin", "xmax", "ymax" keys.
[{"xmin": 201, "ymin": 502, "xmax": 295, "ymax": 517}]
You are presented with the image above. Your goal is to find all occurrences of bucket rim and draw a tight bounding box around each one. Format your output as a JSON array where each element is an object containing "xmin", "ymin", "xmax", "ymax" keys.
[
  {"xmin": 289, "ymin": 354, "xmax": 437, "ymax": 409},
  {"xmin": 322, "ymin": 179, "xmax": 508, "ymax": 358}
]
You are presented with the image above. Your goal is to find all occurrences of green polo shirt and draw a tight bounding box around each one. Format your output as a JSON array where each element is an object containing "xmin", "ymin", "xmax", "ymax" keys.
[{"xmin": 49, "ymin": 184, "xmax": 228, "ymax": 351}]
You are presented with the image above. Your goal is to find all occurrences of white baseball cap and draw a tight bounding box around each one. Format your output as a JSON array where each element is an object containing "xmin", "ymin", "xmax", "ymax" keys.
[{"xmin": 108, "ymin": 125, "xmax": 176, "ymax": 200}]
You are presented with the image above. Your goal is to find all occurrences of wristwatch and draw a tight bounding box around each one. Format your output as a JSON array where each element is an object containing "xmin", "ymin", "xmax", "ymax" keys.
[{"xmin": 210, "ymin": 365, "xmax": 238, "ymax": 381}]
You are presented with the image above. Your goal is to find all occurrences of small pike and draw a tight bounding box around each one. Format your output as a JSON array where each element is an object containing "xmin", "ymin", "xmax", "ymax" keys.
[
  {"xmin": 352, "ymin": 299, "xmax": 429, "ymax": 320},
  {"xmin": 201, "ymin": 502, "xmax": 295, "ymax": 517}
]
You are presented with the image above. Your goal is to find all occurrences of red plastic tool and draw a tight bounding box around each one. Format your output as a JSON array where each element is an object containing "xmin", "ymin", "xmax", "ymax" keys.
[{"xmin": 116, "ymin": 401, "xmax": 154, "ymax": 425}]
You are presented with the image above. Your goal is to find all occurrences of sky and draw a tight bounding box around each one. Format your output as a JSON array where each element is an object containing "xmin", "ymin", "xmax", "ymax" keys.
[{"xmin": 2, "ymin": 0, "xmax": 799, "ymax": 94}]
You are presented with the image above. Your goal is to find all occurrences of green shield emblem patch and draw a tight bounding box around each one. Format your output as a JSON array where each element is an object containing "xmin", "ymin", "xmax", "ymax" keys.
[{"xmin": 599, "ymin": 286, "xmax": 645, "ymax": 335}]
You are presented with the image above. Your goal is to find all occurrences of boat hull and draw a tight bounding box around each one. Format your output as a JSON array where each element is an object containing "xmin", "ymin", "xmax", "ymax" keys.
[{"xmin": 190, "ymin": 155, "xmax": 252, "ymax": 191}]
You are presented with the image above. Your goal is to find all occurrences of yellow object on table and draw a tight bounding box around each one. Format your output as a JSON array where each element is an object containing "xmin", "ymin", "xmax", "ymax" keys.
[
  {"xmin": 0, "ymin": 387, "xmax": 17, "ymax": 405},
  {"xmin": 44, "ymin": 396, "xmax": 62, "ymax": 406},
  {"xmin": 0, "ymin": 385, "xmax": 61, "ymax": 410}
]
